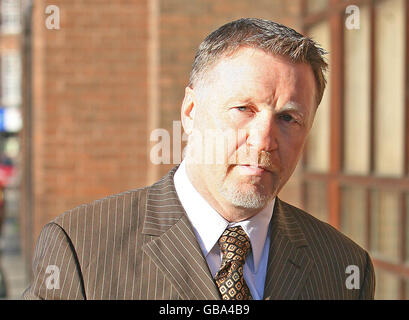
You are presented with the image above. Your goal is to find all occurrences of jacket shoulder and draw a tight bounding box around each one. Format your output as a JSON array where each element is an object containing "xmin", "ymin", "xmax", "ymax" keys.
[
  {"xmin": 279, "ymin": 199, "xmax": 375, "ymax": 299},
  {"xmin": 52, "ymin": 186, "xmax": 150, "ymax": 238},
  {"xmin": 281, "ymin": 200, "xmax": 369, "ymax": 258}
]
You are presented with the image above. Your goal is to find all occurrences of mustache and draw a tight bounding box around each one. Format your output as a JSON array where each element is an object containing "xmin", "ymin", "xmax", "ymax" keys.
[{"xmin": 229, "ymin": 150, "xmax": 280, "ymax": 173}]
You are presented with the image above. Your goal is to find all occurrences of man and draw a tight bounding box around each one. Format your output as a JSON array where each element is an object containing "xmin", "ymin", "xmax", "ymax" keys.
[{"xmin": 23, "ymin": 18, "xmax": 375, "ymax": 300}]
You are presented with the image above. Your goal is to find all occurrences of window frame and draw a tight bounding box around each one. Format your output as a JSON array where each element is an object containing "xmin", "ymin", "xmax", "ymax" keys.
[{"xmin": 300, "ymin": 0, "xmax": 409, "ymax": 299}]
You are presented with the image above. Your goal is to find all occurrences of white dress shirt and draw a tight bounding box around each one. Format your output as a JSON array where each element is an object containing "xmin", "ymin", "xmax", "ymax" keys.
[{"xmin": 174, "ymin": 160, "xmax": 275, "ymax": 300}]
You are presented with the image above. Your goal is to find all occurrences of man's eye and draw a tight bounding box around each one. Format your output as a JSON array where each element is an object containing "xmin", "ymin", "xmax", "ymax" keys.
[
  {"xmin": 279, "ymin": 114, "xmax": 295, "ymax": 122},
  {"xmin": 236, "ymin": 106, "xmax": 249, "ymax": 112}
]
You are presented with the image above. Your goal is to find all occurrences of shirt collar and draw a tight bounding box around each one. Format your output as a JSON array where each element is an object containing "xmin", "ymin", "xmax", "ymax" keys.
[{"xmin": 174, "ymin": 160, "xmax": 275, "ymax": 272}]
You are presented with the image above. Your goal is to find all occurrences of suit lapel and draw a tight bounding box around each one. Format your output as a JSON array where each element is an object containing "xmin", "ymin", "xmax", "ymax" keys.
[
  {"xmin": 141, "ymin": 167, "xmax": 220, "ymax": 300},
  {"xmin": 263, "ymin": 198, "xmax": 314, "ymax": 300}
]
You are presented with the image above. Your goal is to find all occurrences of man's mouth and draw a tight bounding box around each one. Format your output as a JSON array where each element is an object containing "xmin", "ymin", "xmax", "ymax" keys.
[{"xmin": 235, "ymin": 164, "xmax": 271, "ymax": 175}]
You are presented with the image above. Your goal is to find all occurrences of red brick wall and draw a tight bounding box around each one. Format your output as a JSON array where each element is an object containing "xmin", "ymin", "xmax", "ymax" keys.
[
  {"xmin": 28, "ymin": 0, "xmax": 150, "ymax": 242},
  {"xmin": 24, "ymin": 0, "xmax": 303, "ymax": 253}
]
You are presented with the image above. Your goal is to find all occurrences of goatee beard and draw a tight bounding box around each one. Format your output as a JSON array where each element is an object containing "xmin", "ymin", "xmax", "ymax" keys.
[{"xmin": 218, "ymin": 176, "xmax": 275, "ymax": 209}]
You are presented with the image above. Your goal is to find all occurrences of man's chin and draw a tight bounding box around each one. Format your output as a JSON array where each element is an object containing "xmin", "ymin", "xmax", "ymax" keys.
[{"xmin": 219, "ymin": 183, "xmax": 273, "ymax": 210}]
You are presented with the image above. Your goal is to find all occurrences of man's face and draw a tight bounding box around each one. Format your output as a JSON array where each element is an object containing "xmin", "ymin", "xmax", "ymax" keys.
[{"xmin": 182, "ymin": 47, "xmax": 317, "ymax": 220}]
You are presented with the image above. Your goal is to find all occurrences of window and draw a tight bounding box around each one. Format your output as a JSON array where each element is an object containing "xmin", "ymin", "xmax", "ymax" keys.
[
  {"xmin": 304, "ymin": 180, "xmax": 328, "ymax": 223},
  {"xmin": 0, "ymin": 0, "xmax": 21, "ymax": 34},
  {"xmin": 341, "ymin": 186, "xmax": 367, "ymax": 249},
  {"xmin": 1, "ymin": 51, "xmax": 22, "ymax": 107},
  {"xmin": 305, "ymin": 21, "xmax": 331, "ymax": 174},
  {"xmin": 301, "ymin": 0, "xmax": 409, "ymax": 300},
  {"xmin": 1, "ymin": 0, "xmax": 21, "ymax": 34},
  {"xmin": 374, "ymin": 0, "xmax": 406, "ymax": 176},
  {"xmin": 371, "ymin": 190, "xmax": 401, "ymax": 263},
  {"xmin": 343, "ymin": 5, "xmax": 370, "ymax": 175}
]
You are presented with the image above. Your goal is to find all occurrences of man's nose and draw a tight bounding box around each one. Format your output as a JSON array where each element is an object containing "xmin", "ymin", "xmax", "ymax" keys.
[{"xmin": 246, "ymin": 116, "xmax": 278, "ymax": 153}]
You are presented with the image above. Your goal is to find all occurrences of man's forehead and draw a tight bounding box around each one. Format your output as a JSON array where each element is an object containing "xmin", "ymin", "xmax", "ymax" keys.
[
  {"xmin": 197, "ymin": 47, "xmax": 316, "ymax": 108},
  {"xmin": 205, "ymin": 47, "xmax": 311, "ymax": 83}
]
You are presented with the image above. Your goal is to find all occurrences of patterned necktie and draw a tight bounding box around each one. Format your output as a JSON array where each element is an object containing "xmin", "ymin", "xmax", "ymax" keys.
[{"xmin": 214, "ymin": 226, "xmax": 252, "ymax": 300}]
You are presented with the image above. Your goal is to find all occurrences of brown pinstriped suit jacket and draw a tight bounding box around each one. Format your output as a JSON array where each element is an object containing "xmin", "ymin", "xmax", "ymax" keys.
[{"xmin": 23, "ymin": 166, "xmax": 375, "ymax": 300}]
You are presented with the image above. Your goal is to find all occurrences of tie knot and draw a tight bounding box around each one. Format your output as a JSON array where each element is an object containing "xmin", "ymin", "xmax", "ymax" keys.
[{"xmin": 218, "ymin": 226, "xmax": 251, "ymax": 262}]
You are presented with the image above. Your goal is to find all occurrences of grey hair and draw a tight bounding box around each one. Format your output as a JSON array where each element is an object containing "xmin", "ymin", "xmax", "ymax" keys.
[{"xmin": 188, "ymin": 18, "xmax": 328, "ymax": 106}]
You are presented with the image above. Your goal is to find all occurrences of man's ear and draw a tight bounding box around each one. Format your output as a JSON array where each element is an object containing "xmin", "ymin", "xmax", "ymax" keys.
[{"xmin": 181, "ymin": 86, "xmax": 197, "ymax": 135}]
